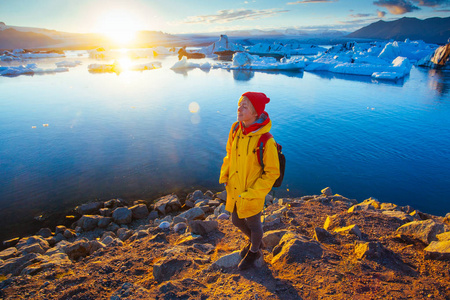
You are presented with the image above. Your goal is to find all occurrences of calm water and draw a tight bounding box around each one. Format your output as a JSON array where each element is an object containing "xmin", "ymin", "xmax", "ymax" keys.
[{"xmin": 1, "ymin": 51, "xmax": 449, "ymax": 241}]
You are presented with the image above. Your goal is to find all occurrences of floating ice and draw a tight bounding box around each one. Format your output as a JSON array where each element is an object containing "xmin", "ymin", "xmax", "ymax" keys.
[
  {"xmin": 170, "ymin": 57, "xmax": 211, "ymax": 70},
  {"xmin": 229, "ymin": 52, "xmax": 306, "ymax": 71},
  {"xmin": 0, "ymin": 64, "xmax": 68, "ymax": 76},
  {"xmin": 55, "ymin": 60, "xmax": 82, "ymax": 68},
  {"xmin": 200, "ymin": 35, "xmax": 244, "ymax": 56},
  {"xmin": 247, "ymin": 42, "xmax": 326, "ymax": 57}
]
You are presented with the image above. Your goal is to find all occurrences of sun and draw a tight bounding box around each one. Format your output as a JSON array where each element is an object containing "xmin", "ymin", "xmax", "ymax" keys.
[{"xmin": 96, "ymin": 10, "xmax": 140, "ymax": 45}]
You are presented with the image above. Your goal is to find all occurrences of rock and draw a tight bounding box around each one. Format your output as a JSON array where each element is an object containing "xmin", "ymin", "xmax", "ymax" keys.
[
  {"xmin": 323, "ymin": 214, "xmax": 344, "ymax": 231},
  {"xmin": 184, "ymin": 200, "xmax": 195, "ymax": 208},
  {"xmin": 117, "ymin": 228, "xmax": 133, "ymax": 242},
  {"xmin": 444, "ymin": 213, "xmax": 450, "ymax": 225},
  {"xmin": 188, "ymin": 220, "xmax": 218, "ymax": 235},
  {"xmin": 112, "ymin": 207, "xmax": 133, "ymax": 225},
  {"xmin": 153, "ymin": 257, "xmax": 191, "ymax": 282},
  {"xmin": 208, "ymin": 199, "xmax": 221, "ymax": 207},
  {"xmin": 75, "ymin": 201, "xmax": 103, "ymax": 215},
  {"xmin": 382, "ymin": 210, "xmax": 414, "ymax": 222},
  {"xmin": 98, "ymin": 217, "xmax": 112, "ymax": 228},
  {"xmin": 380, "ymin": 203, "xmax": 398, "ymax": 211},
  {"xmin": 0, "ymin": 248, "xmax": 19, "ymax": 260},
  {"xmin": 217, "ymin": 213, "xmax": 229, "ymax": 220},
  {"xmin": 20, "ymin": 243, "xmax": 47, "ymax": 255},
  {"xmin": 129, "ymin": 230, "xmax": 149, "ymax": 241},
  {"xmin": 61, "ymin": 238, "xmax": 91, "ymax": 260},
  {"xmin": 334, "ymin": 225, "xmax": 362, "ymax": 240},
  {"xmin": 3, "ymin": 237, "xmax": 20, "ymax": 248},
  {"xmin": 354, "ymin": 241, "xmax": 388, "ymax": 259},
  {"xmin": 265, "ymin": 207, "xmax": 287, "ymax": 223},
  {"xmin": 189, "ymin": 190, "xmax": 204, "ymax": 202},
  {"xmin": 437, "ymin": 231, "xmax": 450, "ymax": 241},
  {"xmin": 53, "ymin": 233, "xmax": 66, "ymax": 243},
  {"xmin": 77, "ymin": 215, "xmax": 102, "ymax": 231},
  {"xmin": 190, "ymin": 243, "xmax": 215, "ymax": 254},
  {"xmin": 348, "ymin": 198, "xmax": 380, "ymax": 213},
  {"xmin": 217, "ymin": 190, "xmax": 227, "ymax": 201},
  {"xmin": 396, "ymin": 219, "xmax": 446, "ymax": 245},
  {"xmin": 155, "ymin": 216, "xmax": 173, "ymax": 226},
  {"xmin": 99, "ymin": 208, "xmax": 112, "ymax": 217},
  {"xmin": 159, "ymin": 221, "xmax": 171, "ymax": 229},
  {"xmin": 194, "ymin": 199, "xmax": 209, "ymax": 207},
  {"xmin": 321, "ymin": 187, "xmax": 333, "ymax": 196},
  {"xmin": 262, "ymin": 230, "xmax": 288, "ymax": 249},
  {"xmin": 174, "ymin": 223, "xmax": 187, "ymax": 233},
  {"xmin": 36, "ymin": 228, "xmax": 53, "ymax": 238},
  {"xmin": 265, "ymin": 194, "xmax": 274, "ymax": 205},
  {"xmin": 154, "ymin": 194, "xmax": 181, "ymax": 215},
  {"xmin": 211, "ymin": 251, "xmax": 241, "ymax": 269},
  {"xmin": 173, "ymin": 216, "xmax": 188, "ymax": 225},
  {"xmin": 149, "ymin": 233, "xmax": 168, "ymax": 244},
  {"xmin": 313, "ymin": 227, "xmax": 337, "ymax": 244},
  {"xmin": 16, "ymin": 236, "xmax": 50, "ymax": 253},
  {"xmin": 102, "ymin": 236, "xmax": 124, "ymax": 246},
  {"xmin": 176, "ymin": 207, "xmax": 205, "ymax": 221},
  {"xmin": 130, "ymin": 204, "xmax": 149, "ymax": 219},
  {"xmin": 278, "ymin": 198, "xmax": 292, "ymax": 206},
  {"xmin": 214, "ymin": 204, "xmax": 228, "ymax": 217},
  {"xmin": 272, "ymin": 236, "xmax": 324, "ymax": 265},
  {"xmin": 0, "ymin": 253, "xmax": 41, "ymax": 276},
  {"xmin": 106, "ymin": 222, "xmax": 120, "ymax": 233},
  {"xmin": 104, "ymin": 199, "xmax": 120, "ymax": 209},
  {"xmin": 55, "ymin": 226, "xmax": 66, "ymax": 235},
  {"xmin": 147, "ymin": 210, "xmax": 159, "ymax": 221},
  {"xmin": 424, "ymin": 240, "xmax": 450, "ymax": 260},
  {"xmin": 89, "ymin": 240, "xmax": 105, "ymax": 254},
  {"xmin": 63, "ymin": 229, "xmax": 76, "ymax": 239}
]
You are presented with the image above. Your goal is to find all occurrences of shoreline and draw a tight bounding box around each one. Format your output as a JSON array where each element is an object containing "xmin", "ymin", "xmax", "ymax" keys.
[{"xmin": 1, "ymin": 187, "xmax": 449, "ymax": 298}]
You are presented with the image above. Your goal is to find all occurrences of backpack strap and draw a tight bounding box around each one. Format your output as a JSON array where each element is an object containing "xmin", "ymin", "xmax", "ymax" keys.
[
  {"xmin": 231, "ymin": 121, "xmax": 240, "ymax": 140},
  {"xmin": 256, "ymin": 132, "xmax": 273, "ymax": 170}
]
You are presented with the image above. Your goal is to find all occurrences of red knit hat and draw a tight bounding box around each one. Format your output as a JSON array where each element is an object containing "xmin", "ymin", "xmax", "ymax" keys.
[{"xmin": 242, "ymin": 92, "xmax": 270, "ymax": 116}]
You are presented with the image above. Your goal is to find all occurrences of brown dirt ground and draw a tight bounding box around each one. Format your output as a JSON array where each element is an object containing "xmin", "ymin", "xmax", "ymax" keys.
[{"xmin": 1, "ymin": 200, "xmax": 449, "ymax": 300}]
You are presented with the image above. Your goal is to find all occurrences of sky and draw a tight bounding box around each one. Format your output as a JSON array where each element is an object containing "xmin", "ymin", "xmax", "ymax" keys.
[{"xmin": 0, "ymin": 0, "xmax": 449, "ymax": 35}]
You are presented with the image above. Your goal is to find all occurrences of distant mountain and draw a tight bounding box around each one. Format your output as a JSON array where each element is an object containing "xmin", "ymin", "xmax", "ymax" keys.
[
  {"xmin": 222, "ymin": 28, "xmax": 348, "ymax": 38},
  {"xmin": 347, "ymin": 17, "xmax": 450, "ymax": 45},
  {"xmin": 0, "ymin": 28, "xmax": 58, "ymax": 49}
]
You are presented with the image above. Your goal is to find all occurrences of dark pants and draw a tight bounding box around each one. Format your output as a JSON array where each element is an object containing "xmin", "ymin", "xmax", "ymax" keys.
[{"xmin": 231, "ymin": 206, "xmax": 263, "ymax": 252}]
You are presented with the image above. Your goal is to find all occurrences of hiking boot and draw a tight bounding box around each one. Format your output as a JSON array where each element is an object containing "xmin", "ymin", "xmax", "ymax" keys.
[
  {"xmin": 239, "ymin": 241, "xmax": 266, "ymax": 258},
  {"xmin": 238, "ymin": 249, "xmax": 261, "ymax": 270}
]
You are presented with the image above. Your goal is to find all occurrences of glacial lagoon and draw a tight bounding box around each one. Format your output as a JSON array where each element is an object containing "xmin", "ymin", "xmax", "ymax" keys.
[{"xmin": 1, "ymin": 50, "xmax": 449, "ymax": 240}]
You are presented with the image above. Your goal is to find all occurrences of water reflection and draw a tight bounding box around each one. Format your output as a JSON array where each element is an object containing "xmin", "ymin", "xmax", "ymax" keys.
[
  {"xmin": 310, "ymin": 70, "xmax": 406, "ymax": 86},
  {"xmin": 232, "ymin": 69, "xmax": 304, "ymax": 81},
  {"xmin": 428, "ymin": 69, "xmax": 450, "ymax": 97}
]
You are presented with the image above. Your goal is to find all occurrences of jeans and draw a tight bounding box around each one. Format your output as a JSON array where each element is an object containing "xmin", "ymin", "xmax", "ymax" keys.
[{"xmin": 231, "ymin": 205, "xmax": 263, "ymax": 252}]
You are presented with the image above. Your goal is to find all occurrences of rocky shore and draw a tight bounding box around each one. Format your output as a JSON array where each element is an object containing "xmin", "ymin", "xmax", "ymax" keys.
[{"xmin": 1, "ymin": 188, "xmax": 449, "ymax": 299}]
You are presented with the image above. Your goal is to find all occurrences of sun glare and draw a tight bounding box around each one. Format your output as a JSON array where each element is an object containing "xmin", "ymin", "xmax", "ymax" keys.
[{"xmin": 96, "ymin": 10, "xmax": 140, "ymax": 45}]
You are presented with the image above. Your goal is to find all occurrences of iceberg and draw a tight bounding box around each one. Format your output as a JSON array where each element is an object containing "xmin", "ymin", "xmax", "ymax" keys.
[
  {"xmin": 228, "ymin": 52, "xmax": 306, "ymax": 71},
  {"xmin": 55, "ymin": 60, "xmax": 82, "ymax": 68},
  {"xmin": 170, "ymin": 57, "xmax": 211, "ymax": 70},
  {"xmin": 247, "ymin": 42, "xmax": 326, "ymax": 58},
  {"xmin": 0, "ymin": 64, "xmax": 68, "ymax": 76},
  {"xmin": 200, "ymin": 35, "xmax": 244, "ymax": 56}
]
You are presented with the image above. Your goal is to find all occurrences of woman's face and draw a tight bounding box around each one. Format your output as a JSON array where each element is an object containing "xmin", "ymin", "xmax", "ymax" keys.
[{"xmin": 237, "ymin": 97, "xmax": 258, "ymax": 125}]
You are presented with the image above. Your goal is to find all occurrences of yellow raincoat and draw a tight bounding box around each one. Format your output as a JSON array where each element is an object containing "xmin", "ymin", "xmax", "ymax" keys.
[{"xmin": 219, "ymin": 116, "xmax": 280, "ymax": 219}]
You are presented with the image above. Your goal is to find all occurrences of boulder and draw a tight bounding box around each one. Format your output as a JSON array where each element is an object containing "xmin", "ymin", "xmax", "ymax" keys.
[
  {"xmin": 112, "ymin": 207, "xmax": 133, "ymax": 225},
  {"xmin": 77, "ymin": 215, "xmax": 102, "ymax": 231},
  {"xmin": 265, "ymin": 207, "xmax": 287, "ymax": 223},
  {"xmin": 354, "ymin": 241, "xmax": 388, "ymax": 259},
  {"xmin": 188, "ymin": 220, "xmax": 218, "ymax": 235},
  {"xmin": 424, "ymin": 240, "xmax": 450, "ymax": 260},
  {"xmin": 89, "ymin": 240, "xmax": 105, "ymax": 254},
  {"xmin": 380, "ymin": 203, "xmax": 398, "ymax": 211},
  {"xmin": 20, "ymin": 243, "xmax": 47, "ymax": 255},
  {"xmin": 217, "ymin": 213, "xmax": 229, "ymax": 220},
  {"xmin": 117, "ymin": 228, "xmax": 133, "ymax": 242},
  {"xmin": 176, "ymin": 207, "xmax": 205, "ymax": 221},
  {"xmin": 313, "ymin": 227, "xmax": 337, "ymax": 244},
  {"xmin": 382, "ymin": 210, "xmax": 413, "ymax": 222},
  {"xmin": 262, "ymin": 230, "xmax": 288, "ymax": 249},
  {"xmin": 153, "ymin": 257, "xmax": 191, "ymax": 282},
  {"xmin": 3, "ymin": 237, "xmax": 19, "ymax": 248},
  {"xmin": 130, "ymin": 204, "xmax": 149, "ymax": 219},
  {"xmin": 334, "ymin": 225, "xmax": 362, "ymax": 240},
  {"xmin": 272, "ymin": 236, "xmax": 324, "ymax": 265},
  {"xmin": 98, "ymin": 217, "xmax": 112, "ymax": 228},
  {"xmin": 16, "ymin": 236, "xmax": 50, "ymax": 253},
  {"xmin": 208, "ymin": 199, "xmax": 221, "ymax": 207},
  {"xmin": 147, "ymin": 210, "xmax": 159, "ymax": 221},
  {"xmin": 60, "ymin": 238, "xmax": 91, "ymax": 260},
  {"xmin": 99, "ymin": 208, "xmax": 113, "ymax": 217},
  {"xmin": 0, "ymin": 247, "xmax": 19, "ymax": 260},
  {"xmin": 323, "ymin": 214, "xmax": 344, "ymax": 231},
  {"xmin": 188, "ymin": 190, "xmax": 205, "ymax": 202},
  {"xmin": 0, "ymin": 253, "xmax": 41, "ymax": 276},
  {"xmin": 36, "ymin": 228, "xmax": 53, "ymax": 238},
  {"xmin": 174, "ymin": 223, "xmax": 187, "ymax": 233},
  {"xmin": 217, "ymin": 190, "xmax": 227, "ymax": 201},
  {"xmin": 154, "ymin": 194, "xmax": 181, "ymax": 215},
  {"xmin": 396, "ymin": 219, "xmax": 445, "ymax": 245},
  {"xmin": 154, "ymin": 215, "xmax": 173, "ymax": 226},
  {"xmin": 348, "ymin": 198, "xmax": 380, "ymax": 212},
  {"xmin": 321, "ymin": 187, "xmax": 333, "ymax": 196},
  {"xmin": 55, "ymin": 226, "xmax": 67, "ymax": 235},
  {"xmin": 214, "ymin": 204, "xmax": 228, "ymax": 217},
  {"xmin": 210, "ymin": 251, "xmax": 245, "ymax": 269},
  {"xmin": 436, "ymin": 231, "xmax": 450, "ymax": 242},
  {"xmin": 75, "ymin": 201, "xmax": 103, "ymax": 215}
]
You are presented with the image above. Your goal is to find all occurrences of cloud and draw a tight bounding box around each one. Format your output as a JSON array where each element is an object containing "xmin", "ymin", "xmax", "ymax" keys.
[
  {"xmin": 184, "ymin": 8, "xmax": 289, "ymax": 24},
  {"xmin": 412, "ymin": 0, "xmax": 450, "ymax": 7},
  {"xmin": 349, "ymin": 13, "xmax": 372, "ymax": 17},
  {"xmin": 373, "ymin": 0, "xmax": 420, "ymax": 14},
  {"xmin": 287, "ymin": 0, "xmax": 337, "ymax": 4},
  {"xmin": 377, "ymin": 9, "xmax": 387, "ymax": 17}
]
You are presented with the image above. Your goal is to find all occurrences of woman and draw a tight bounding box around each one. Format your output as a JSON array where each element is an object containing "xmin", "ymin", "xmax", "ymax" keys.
[{"xmin": 219, "ymin": 92, "xmax": 280, "ymax": 270}]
